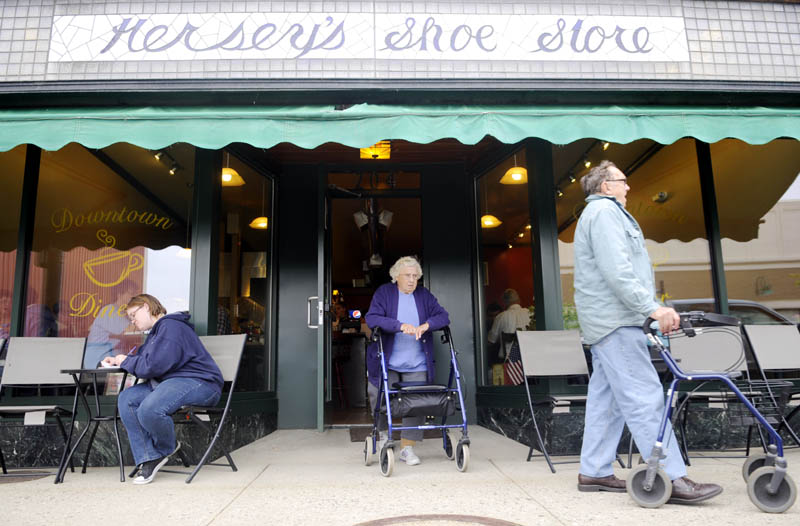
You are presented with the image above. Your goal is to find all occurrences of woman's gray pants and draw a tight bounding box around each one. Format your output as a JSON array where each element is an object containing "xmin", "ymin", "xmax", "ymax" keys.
[{"xmin": 368, "ymin": 369, "xmax": 426, "ymax": 441}]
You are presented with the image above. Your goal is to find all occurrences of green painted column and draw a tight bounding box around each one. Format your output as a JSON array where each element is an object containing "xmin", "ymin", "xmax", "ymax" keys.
[
  {"xmin": 526, "ymin": 139, "xmax": 564, "ymax": 330},
  {"xmin": 190, "ymin": 148, "xmax": 222, "ymax": 335},
  {"xmin": 10, "ymin": 145, "xmax": 41, "ymax": 337}
]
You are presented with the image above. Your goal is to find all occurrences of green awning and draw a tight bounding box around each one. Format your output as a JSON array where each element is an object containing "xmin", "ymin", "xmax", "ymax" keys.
[{"xmin": 1, "ymin": 104, "xmax": 800, "ymax": 152}]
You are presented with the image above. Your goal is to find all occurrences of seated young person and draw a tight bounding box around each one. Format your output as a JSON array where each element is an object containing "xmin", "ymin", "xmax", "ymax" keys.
[{"xmin": 103, "ymin": 294, "xmax": 223, "ymax": 485}]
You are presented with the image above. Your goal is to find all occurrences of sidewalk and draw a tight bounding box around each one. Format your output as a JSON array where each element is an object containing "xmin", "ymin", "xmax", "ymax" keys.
[{"xmin": 2, "ymin": 426, "xmax": 798, "ymax": 526}]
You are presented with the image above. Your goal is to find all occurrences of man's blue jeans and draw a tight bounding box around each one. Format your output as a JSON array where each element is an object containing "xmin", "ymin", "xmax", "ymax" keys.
[
  {"xmin": 118, "ymin": 377, "xmax": 221, "ymax": 466},
  {"xmin": 579, "ymin": 327, "xmax": 687, "ymax": 480}
]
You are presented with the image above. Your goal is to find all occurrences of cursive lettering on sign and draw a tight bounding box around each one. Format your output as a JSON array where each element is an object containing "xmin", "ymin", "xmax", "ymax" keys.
[
  {"xmin": 533, "ymin": 18, "xmax": 652, "ymax": 54},
  {"xmin": 68, "ymin": 292, "xmax": 128, "ymax": 319},
  {"xmin": 382, "ymin": 16, "xmax": 496, "ymax": 53},
  {"xmin": 51, "ymin": 206, "xmax": 173, "ymax": 234},
  {"xmin": 101, "ymin": 15, "xmax": 346, "ymax": 59}
]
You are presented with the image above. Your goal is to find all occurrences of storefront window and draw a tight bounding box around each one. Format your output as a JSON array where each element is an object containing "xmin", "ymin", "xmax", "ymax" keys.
[
  {"xmin": 0, "ymin": 145, "xmax": 25, "ymax": 349},
  {"xmin": 218, "ymin": 150, "xmax": 274, "ymax": 391},
  {"xmin": 712, "ymin": 139, "xmax": 800, "ymax": 323},
  {"xmin": 24, "ymin": 142, "xmax": 193, "ymax": 368},
  {"xmin": 477, "ymin": 149, "xmax": 534, "ymax": 386},
  {"xmin": 557, "ymin": 138, "xmax": 714, "ymax": 330}
]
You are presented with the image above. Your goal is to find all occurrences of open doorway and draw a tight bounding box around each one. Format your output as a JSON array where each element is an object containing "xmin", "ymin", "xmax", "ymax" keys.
[{"xmin": 326, "ymin": 171, "xmax": 422, "ymax": 426}]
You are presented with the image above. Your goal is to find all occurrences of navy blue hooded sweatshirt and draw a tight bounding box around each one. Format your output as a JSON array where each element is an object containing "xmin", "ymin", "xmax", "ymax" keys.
[{"xmin": 121, "ymin": 312, "xmax": 223, "ymax": 393}]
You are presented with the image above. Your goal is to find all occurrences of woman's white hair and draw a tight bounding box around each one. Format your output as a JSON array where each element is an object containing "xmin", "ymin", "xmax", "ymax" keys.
[{"xmin": 389, "ymin": 256, "xmax": 423, "ymax": 283}]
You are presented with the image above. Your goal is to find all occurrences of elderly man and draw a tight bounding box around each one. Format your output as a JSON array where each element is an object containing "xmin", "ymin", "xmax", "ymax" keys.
[
  {"xmin": 488, "ymin": 288, "xmax": 531, "ymax": 359},
  {"xmin": 573, "ymin": 160, "xmax": 722, "ymax": 503}
]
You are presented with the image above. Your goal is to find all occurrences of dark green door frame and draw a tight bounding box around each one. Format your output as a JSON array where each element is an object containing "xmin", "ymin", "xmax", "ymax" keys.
[
  {"xmin": 695, "ymin": 140, "xmax": 729, "ymax": 315},
  {"xmin": 526, "ymin": 138, "xmax": 564, "ymax": 331},
  {"xmin": 190, "ymin": 147, "xmax": 222, "ymax": 336},
  {"xmin": 10, "ymin": 145, "xmax": 41, "ymax": 337}
]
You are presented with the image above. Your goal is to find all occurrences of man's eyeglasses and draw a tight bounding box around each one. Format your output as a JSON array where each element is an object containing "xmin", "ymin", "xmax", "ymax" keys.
[
  {"xmin": 127, "ymin": 306, "xmax": 143, "ymax": 321},
  {"xmin": 399, "ymin": 273, "xmax": 420, "ymax": 280},
  {"xmin": 606, "ymin": 178, "xmax": 628, "ymax": 185}
]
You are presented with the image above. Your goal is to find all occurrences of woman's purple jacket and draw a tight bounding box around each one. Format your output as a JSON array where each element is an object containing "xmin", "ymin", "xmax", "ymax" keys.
[{"xmin": 365, "ymin": 282, "xmax": 450, "ymax": 387}]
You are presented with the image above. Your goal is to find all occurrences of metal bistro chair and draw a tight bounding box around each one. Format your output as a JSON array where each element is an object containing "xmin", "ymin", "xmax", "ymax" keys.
[
  {"xmin": 517, "ymin": 330, "xmax": 625, "ymax": 473},
  {"xmin": 147, "ymin": 333, "xmax": 247, "ymax": 484},
  {"xmin": 0, "ymin": 337, "xmax": 86, "ymax": 478},
  {"xmin": 743, "ymin": 324, "xmax": 800, "ymax": 450},
  {"xmin": 667, "ymin": 323, "xmax": 762, "ymax": 463}
]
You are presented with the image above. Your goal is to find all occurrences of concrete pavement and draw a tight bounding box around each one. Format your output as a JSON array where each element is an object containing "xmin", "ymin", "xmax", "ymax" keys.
[{"xmin": 1, "ymin": 426, "xmax": 798, "ymax": 526}]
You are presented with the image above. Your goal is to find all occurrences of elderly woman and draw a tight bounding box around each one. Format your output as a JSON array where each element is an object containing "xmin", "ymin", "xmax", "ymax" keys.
[
  {"xmin": 102, "ymin": 294, "xmax": 223, "ymax": 485},
  {"xmin": 365, "ymin": 256, "xmax": 450, "ymax": 466}
]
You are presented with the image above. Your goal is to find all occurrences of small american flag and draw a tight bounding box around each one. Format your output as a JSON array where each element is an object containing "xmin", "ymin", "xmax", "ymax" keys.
[{"xmin": 504, "ymin": 339, "xmax": 525, "ymax": 386}]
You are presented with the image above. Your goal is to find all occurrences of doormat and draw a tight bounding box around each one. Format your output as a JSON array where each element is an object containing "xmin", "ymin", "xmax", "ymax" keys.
[
  {"xmin": 0, "ymin": 471, "xmax": 50, "ymax": 484},
  {"xmin": 349, "ymin": 427, "xmax": 443, "ymax": 442}
]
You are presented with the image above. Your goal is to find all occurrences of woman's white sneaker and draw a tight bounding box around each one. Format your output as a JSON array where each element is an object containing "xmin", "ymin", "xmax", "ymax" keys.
[{"xmin": 399, "ymin": 446, "xmax": 420, "ymax": 466}]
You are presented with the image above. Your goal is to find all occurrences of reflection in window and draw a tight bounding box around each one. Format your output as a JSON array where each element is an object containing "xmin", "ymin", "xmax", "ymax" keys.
[
  {"xmin": 477, "ymin": 150, "xmax": 534, "ymax": 386},
  {"xmin": 713, "ymin": 139, "xmax": 800, "ymax": 324},
  {"xmin": 218, "ymin": 149, "xmax": 274, "ymax": 391},
  {"xmin": 557, "ymin": 138, "xmax": 714, "ymax": 328},
  {"xmin": 0, "ymin": 145, "xmax": 25, "ymax": 357},
  {"xmin": 23, "ymin": 142, "xmax": 193, "ymax": 367}
]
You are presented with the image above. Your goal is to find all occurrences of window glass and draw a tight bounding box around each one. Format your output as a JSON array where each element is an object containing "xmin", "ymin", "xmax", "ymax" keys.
[
  {"xmin": 477, "ymin": 149, "xmax": 534, "ymax": 386},
  {"xmin": 24, "ymin": 142, "xmax": 193, "ymax": 368},
  {"xmin": 557, "ymin": 138, "xmax": 714, "ymax": 330},
  {"xmin": 0, "ymin": 145, "xmax": 25, "ymax": 350},
  {"xmin": 217, "ymin": 150, "xmax": 275, "ymax": 391},
  {"xmin": 712, "ymin": 139, "xmax": 800, "ymax": 324}
]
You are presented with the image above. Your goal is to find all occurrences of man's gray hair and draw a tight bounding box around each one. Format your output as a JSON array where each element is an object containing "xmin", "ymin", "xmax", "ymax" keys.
[
  {"xmin": 502, "ymin": 288, "xmax": 520, "ymax": 306},
  {"xmin": 389, "ymin": 256, "xmax": 423, "ymax": 283},
  {"xmin": 580, "ymin": 160, "xmax": 618, "ymax": 197}
]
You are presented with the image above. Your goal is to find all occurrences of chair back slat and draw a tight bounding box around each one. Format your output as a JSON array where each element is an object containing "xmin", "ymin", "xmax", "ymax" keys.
[
  {"xmin": 667, "ymin": 328, "xmax": 746, "ymax": 373},
  {"xmin": 744, "ymin": 325, "xmax": 800, "ymax": 371},
  {"xmin": 198, "ymin": 334, "xmax": 247, "ymax": 382},
  {"xmin": 2, "ymin": 337, "xmax": 86, "ymax": 386},
  {"xmin": 516, "ymin": 330, "xmax": 588, "ymax": 376}
]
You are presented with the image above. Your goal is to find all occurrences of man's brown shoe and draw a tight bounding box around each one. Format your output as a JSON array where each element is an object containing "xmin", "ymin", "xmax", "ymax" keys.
[
  {"xmin": 578, "ymin": 474, "xmax": 627, "ymax": 493},
  {"xmin": 668, "ymin": 477, "xmax": 723, "ymax": 504}
]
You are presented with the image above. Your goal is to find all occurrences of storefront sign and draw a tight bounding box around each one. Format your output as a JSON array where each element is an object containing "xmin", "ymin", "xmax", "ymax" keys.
[{"xmin": 49, "ymin": 13, "xmax": 689, "ymax": 63}]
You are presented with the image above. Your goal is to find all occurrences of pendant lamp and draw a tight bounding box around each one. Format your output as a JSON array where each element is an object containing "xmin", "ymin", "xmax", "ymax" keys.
[
  {"xmin": 499, "ymin": 153, "xmax": 527, "ymax": 184},
  {"xmin": 249, "ymin": 177, "xmax": 269, "ymax": 230}
]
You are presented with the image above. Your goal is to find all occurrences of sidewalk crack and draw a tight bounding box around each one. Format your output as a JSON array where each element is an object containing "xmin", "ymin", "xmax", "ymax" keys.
[
  {"xmin": 488, "ymin": 459, "xmax": 567, "ymax": 526},
  {"xmin": 205, "ymin": 463, "xmax": 271, "ymax": 525}
]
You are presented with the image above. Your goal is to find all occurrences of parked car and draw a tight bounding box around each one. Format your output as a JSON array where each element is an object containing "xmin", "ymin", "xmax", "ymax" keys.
[{"xmin": 667, "ymin": 298, "xmax": 798, "ymax": 328}]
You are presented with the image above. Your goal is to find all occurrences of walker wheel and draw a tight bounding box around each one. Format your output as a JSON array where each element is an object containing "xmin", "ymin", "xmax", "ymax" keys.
[
  {"xmin": 363, "ymin": 436, "xmax": 375, "ymax": 466},
  {"xmin": 746, "ymin": 466, "xmax": 797, "ymax": 513},
  {"xmin": 742, "ymin": 455, "xmax": 768, "ymax": 482},
  {"xmin": 379, "ymin": 445, "xmax": 395, "ymax": 477},
  {"xmin": 627, "ymin": 464, "xmax": 672, "ymax": 508},
  {"xmin": 456, "ymin": 442, "xmax": 470, "ymax": 472},
  {"xmin": 444, "ymin": 430, "xmax": 457, "ymax": 460}
]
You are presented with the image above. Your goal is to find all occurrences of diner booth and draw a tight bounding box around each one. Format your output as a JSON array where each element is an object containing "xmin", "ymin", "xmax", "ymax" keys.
[{"xmin": 1, "ymin": 2, "xmax": 800, "ymax": 469}]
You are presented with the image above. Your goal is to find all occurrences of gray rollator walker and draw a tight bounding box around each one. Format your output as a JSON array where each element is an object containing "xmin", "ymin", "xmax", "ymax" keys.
[
  {"xmin": 363, "ymin": 326, "xmax": 470, "ymax": 477},
  {"xmin": 629, "ymin": 311, "xmax": 797, "ymax": 513}
]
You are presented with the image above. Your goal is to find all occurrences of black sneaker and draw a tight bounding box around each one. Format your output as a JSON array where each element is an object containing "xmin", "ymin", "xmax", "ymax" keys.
[{"xmin": 132, "ymin": 442, "xmax": 181, "ymax": 485}]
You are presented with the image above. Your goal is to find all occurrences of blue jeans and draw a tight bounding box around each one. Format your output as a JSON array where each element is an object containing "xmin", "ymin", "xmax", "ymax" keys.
[
  {"xmin": 579, "ymin": 327, "xmax": 687, "ymax": 480},
  {"xmin": 118, "ymin": 377, "xmax": 221, "ymax": 465}
]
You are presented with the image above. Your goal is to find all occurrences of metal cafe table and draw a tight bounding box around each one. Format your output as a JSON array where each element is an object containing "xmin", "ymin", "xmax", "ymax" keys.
[{"xmin": 55, "ymin": 366, "xmax": 129, "ymax": 483}]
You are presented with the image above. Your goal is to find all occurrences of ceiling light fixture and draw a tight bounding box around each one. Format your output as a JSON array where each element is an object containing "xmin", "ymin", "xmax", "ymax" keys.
[
  {"xmin": 603, "ymin": 142, "xmax": 610, "ymax": 151},
  {"xmin": 221, "ymin": 152, "xmax": 245, "ymax": 187},
  {"xmin": 479, "ymin": 180, "xmax": 502, "ymax": 229},
  {"xmin": 249, "ymin": 177, "xmax": 269, "ymax": 230},
  {"xmin": 499, "ymin": 153, "xmax": 528, "ymax": 184},
  {"xmin": 583, "ymin": 158, "xmax": 591, "ymax": 169}
]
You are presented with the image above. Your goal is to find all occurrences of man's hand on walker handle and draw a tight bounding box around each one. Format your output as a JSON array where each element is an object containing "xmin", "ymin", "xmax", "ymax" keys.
[{"xmin": 649, "ymin": 306, "xmax": 680, "ymax": 334}]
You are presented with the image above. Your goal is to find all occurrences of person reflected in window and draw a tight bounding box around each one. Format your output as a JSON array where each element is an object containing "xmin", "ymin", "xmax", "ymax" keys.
[
  {"xmin": 84, "ymin": 282, "xmax": 139, "ymax": 368},
  {"xmin": 573, "ymin": 161, "xmax": 721, "ymax": 502},
  {"xmin": 103, "ymin": 294, "xmax": 223, "ymax": 485},
  {"xmin": 331, "ymin": 301, "xmax": 348, "ymax": 333},
  {"xmin": 365, "ymin": 256, "xmax": 450, "ymax": 467},
  {"xmin": 487, "ymin": 288, "xmax": 531, "ymax": 361}
]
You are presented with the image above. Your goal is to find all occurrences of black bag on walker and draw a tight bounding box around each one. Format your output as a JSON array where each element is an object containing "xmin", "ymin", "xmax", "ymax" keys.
[{"xmin": 394, "ymin": 387, "xmax": 456, "ymax": 418}]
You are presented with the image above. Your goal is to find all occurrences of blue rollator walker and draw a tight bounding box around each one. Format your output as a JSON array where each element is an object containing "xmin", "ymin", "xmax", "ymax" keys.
[
  {"xmin": 629, "ymin": 311, "xmax": 797, "ymax": 513},
  {"xmin": 363, "ymin": 326, "xmax": 470, "ymax": 477}
]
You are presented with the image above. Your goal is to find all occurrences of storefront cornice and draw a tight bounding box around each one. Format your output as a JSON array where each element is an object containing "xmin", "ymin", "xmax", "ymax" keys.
[{"xmin": 1, "ymin": 79, "xmax": 800, "ymax": 108}]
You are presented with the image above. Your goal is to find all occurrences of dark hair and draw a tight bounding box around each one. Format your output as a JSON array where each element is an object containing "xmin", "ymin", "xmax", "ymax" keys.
[{"xmin": 580, "ymin": 160, "xmax": 618, "ymax": 196}]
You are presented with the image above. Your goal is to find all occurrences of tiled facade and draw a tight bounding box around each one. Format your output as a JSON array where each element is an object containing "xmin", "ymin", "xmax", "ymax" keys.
[{"xmin": 0, "ymin": 0, "xmax": 798, "ymax": 83}]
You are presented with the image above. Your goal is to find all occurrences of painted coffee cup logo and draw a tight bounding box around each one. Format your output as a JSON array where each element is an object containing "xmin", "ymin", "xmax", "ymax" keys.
[{"xmin": 83, "ymin": 250, "xmax": 144, "ymax": 288}]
